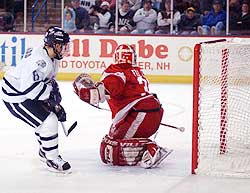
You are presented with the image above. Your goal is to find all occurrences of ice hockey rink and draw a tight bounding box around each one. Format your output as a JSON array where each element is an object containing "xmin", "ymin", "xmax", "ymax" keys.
[{"xmin": 1, "ymin": 81, "xmax": 250, "ymax": 193}]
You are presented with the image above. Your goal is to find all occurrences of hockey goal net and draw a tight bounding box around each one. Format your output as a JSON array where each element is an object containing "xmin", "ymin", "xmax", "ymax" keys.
[{"xmin": 192, "ymin": 39, "xmax": 250, "ymax": 177}]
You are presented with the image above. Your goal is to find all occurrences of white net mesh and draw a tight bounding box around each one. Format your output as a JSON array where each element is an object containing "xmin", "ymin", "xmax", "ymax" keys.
[{"xmin": 196, "ymin": 40, "xmax": 250, "ymax": 177}]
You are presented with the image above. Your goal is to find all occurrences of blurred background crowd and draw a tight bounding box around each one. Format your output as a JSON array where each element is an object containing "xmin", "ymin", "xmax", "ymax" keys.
[{"xmin": 0, "ymin": 0, "xmax": 250, "ymax": 35}]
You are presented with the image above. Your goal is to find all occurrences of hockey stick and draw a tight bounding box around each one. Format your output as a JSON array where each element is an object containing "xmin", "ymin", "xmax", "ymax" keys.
[
  {"xmin": 160, "ymin": 123, "xmax": 185, "ymax": 132},
  {"xmin": 54, "ymin": 105, "xmax": 78, "ymax": 137},
  {"xmin": 89, "ymin": 103, "xmax": 110, "ymax": 111},
  {"xmin": 61, "ymin": 121, "xmax": 78, "ymax": 137}
]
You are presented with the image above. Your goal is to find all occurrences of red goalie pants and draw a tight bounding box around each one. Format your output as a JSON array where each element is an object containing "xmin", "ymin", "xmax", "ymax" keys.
[{"xmin": 109, "ymin": 98, "xmax": 164, "ymax": 140}]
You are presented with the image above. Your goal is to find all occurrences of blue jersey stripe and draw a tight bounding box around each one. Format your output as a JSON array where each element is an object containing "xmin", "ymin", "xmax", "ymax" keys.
[
  {"xmin": 13, "ymin": 103, "xmax": 40, "ymax": 127},
  {"xmin": 3, "ymin": 79, "xmax": 42, "ymax": 96},
  {"xmin": 3, "ymin": 77, "xmax": 22, "ymax": 94},
  {"xmin": 35, "ymin": 84, "xmax": 47, "ymax": 100},
  {"xmin": 3, "ymin": 101, "xmax": 35, "ymax": 128}
]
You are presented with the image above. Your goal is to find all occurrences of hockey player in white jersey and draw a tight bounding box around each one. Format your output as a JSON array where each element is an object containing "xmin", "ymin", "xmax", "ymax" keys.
[{"xmin": 1, "ymin": 26, "xmax": 71, "ymax": 173}]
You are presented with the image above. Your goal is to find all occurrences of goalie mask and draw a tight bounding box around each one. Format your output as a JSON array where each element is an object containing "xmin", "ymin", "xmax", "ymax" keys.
[
  {"xmin": 44, "ymin": 26, "xmax": 70, "ymax": 60},
  {"xmin": 114, "ymin": 44, "xmax": 137, "ymax": 66}
]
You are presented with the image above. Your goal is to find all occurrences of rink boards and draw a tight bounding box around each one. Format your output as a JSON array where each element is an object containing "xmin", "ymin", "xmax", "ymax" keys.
[{"xmin": 0, "ymin": 34, "xmax": 244, "ymax": 83}]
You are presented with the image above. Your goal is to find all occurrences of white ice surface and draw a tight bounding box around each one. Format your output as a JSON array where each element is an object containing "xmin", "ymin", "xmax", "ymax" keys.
[{"xmin": 0, "ymin": 81, "xmax": 250, "ymax": 193}]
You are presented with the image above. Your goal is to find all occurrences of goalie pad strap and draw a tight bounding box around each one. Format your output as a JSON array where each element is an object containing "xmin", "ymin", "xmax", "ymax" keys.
[{"xmin": 100, "ymin": 135, "xmax": 152, "ymax": 166}]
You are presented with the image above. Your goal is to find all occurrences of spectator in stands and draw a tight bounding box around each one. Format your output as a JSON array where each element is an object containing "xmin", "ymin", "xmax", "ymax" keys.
[
  {"xmin": 2, "ymin": 12, "xmax": 15, "ymax": 32},
  {"xmin": 155, "ymin": 0, "xmax": 181, "ymax": 35},
  {"xmin": 189, "ymin": 0, "xmax": 201, "ymax": 13},
  {"xmin": 199, "ymin": 0, "xmax": 213, "ymax": 15},
  {"xmin": 197, "ymin": 0, "xmax": 226, "ymax": 35},
  {"xmin": 151, "ymin": 0, "xmax": 162, "ymax": 11},
  {"xmin": 71, "ymin": 0, "xmax": 90, "ymax": 33},
  {"xmin": 101, "ymin": 0, "xmax": 116, "ymax": 11},
  {"xmin": 64, "ymin": 6, "xmax": 77, "ymax": 33},
  {"xmin": 88, "ymin": 1, "xmax": 102, "ymax": 30},
  {"xmin": 14, "ymin": 0, "xmax": 24, "ymax": 18},
  {"xmin": 90, "ymin": 1, "xmax": 114, "ymax": 33},
  {"xmin": 131, "ymin": 0, "xmax": 157, "ymax": 34},
  {"xmin": 175, "ymin": 0, "xmax": 190, "ymax": 13},
  {"xmin": 229, "ymin": 0, "xmax": 241, "ymax": 21},
  {"xmin": 200, "ymin": 0, "xmax": 227, "ymax": 15},
  {"xmin": 178, "ymin": 7, "xmax": 201, "ymax": 35},
  {"xmin": 230, "ymin": 1, "xmax": 250, "ymax": 33},
  {"xmin": 115, "ymin": 0, "xmax": 135, "ymax": 33}
]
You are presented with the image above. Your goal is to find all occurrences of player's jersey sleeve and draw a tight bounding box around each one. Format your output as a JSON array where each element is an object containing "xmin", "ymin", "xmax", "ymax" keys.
[{"xmin": 1, "ymin": 46, "xmax": 56, "ymax": 103}]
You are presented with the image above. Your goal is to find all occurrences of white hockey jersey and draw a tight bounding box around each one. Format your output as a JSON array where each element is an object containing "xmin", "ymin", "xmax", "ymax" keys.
[{"xmin": 1, "ymin": 46, "xmax": 58, "ymax": 103}]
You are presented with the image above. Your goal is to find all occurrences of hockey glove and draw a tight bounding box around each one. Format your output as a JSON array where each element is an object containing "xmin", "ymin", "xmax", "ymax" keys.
[
  {"xmin": 54, "ymin": 104, "xmax": 66, "ymax": 122},
  {"xmin": 77, "ymin": 83, "xmax": 105, "ymax": 105},
  {"xmin": 73, "ymin": 73, "xmax": 95, "ymax": 91},
  {"xmin": 73, "ymin": 73, "xmax": 105, "ymax": 105},
  {"xmin": 48, "ymin": 79, "xmax": 62, "ymax": 107}
]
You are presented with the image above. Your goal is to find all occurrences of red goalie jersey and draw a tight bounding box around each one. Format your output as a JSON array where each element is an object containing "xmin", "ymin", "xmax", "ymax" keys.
[
  {"xmin": 100, "ymin": 45, "xmax": 163, "ymax": 140},
  {"xmin": 102, "ymin": 64, "xmax": 151, "ymax": 118}
]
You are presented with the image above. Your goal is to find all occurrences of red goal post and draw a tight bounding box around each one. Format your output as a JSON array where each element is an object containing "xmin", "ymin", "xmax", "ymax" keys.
[{"xmin": 192, "ymin": 38, "xmax": 250, "ymax": 177}]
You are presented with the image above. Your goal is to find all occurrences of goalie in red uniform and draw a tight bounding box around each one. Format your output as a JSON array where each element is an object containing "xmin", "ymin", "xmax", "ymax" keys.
[{"xmin": 73, "ymin": 44, "xmax": 172, "ymax": 168}]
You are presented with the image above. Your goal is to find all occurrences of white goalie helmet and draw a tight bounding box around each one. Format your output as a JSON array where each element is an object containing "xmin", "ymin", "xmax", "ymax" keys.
[{"xmin": 113, "ymin": 44, "xmax": 137, "ymax": 66}]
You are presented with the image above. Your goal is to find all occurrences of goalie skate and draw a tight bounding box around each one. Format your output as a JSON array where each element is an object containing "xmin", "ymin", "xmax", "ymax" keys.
[
  {"xmin": 141, "ymin": 146, "xmax": 173, "ymax": 169},
  {"xmin": 46, "ymin": 155, "xmax": 71, "ymax": 173}
]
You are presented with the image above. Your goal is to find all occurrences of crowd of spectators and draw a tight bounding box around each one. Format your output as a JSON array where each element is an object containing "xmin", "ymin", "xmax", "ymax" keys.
[
  {"xmin": 0, "ymin": 0, "xmax": 23, "ymax": 32},
  {"xmin": 1, "ymin": 0, "xmax": 250, "ymax": 35},
  {"xmin": 62, "ymin": 0, "xmax": 250, "ymax": 35}
]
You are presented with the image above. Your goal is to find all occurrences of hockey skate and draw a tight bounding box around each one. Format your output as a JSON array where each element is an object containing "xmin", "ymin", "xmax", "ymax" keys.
[
  {"xmin": 39, "ymin": 149, "xmax": 46, "ymax": 162},
  {"xmin": 46, "ymin": 155, "xmax": 71, "ymax": 173},
  {"xmin": 140, "ymin": 144, "xmax": 173, "ymax": 169}
]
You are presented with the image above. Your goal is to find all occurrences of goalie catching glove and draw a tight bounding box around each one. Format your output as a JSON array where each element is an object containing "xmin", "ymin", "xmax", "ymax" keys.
[{"xmin": 73, "ymin": 73, "xmax": 106, "ymax": 106}]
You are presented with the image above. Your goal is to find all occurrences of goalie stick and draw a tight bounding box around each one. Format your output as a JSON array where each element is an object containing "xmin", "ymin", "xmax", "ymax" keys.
[
  {"xmin": 89, "ymin": 103, "xmax": 110, "ymax": 111},
  {"xmin": 160, "ymin": 123, "xmax": 185, "ymax": 132}
]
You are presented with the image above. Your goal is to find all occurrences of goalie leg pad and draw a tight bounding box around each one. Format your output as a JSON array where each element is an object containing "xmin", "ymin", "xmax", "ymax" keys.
[{"xmin": 100, "ymin": 135, "xmax": 152, "ymax": 166}]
